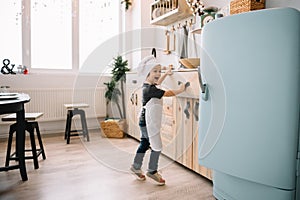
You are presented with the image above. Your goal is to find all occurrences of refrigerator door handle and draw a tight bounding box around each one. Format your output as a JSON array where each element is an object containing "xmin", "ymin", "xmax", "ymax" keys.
[{"xmin": 198, "ymin": 67, "xmax": 208, "ymax": 101}]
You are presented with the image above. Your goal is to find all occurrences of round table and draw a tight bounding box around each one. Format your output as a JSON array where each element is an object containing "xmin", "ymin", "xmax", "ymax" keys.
[{"xmin": 0, "ymin": 93, "xmax": 30, "ymax": 181}]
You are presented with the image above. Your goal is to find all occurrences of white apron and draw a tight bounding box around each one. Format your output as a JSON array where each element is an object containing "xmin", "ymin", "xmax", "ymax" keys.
[{"xmin": 145, "ymin": 98, "xmax": 163, "ymax": 151}]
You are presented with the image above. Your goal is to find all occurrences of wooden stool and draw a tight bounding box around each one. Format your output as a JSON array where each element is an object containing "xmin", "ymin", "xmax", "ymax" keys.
[
  {"xmin": 2, "ymin": 113, "xmax": 46, "ymax": 169},
  {"xmin": 64, "ymin": 103, "xmax": 89, "ymax": 144}
]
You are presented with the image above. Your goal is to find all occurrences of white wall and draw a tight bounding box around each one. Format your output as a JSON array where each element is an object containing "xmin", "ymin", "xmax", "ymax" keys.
[
  {"xmin": 266, "ymin": 0, "xmax": 300, "ymax": 10},
  {"xmin": 0, "ymin": 73, "xmax": 110, "ymax": 137}
]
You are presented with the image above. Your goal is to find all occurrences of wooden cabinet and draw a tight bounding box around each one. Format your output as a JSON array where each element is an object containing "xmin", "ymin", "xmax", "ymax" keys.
[
  {"xmin": 175, "ymin": 97, "xmax": 193, "ymax": 169},
  {"xmin": 125, "ymin": 73, "xmax": 142, "ymax": 140},
  {"xmin": 175, "ymin": 97, "xmax": 212, "ymax": 180},
  {"xmin": 191, "ymin": 99, "xmax": 213, "ymax": 180},
  {"xmin": 125, "ymin": 70, "xmax": 212, "ymax": 180},
  {"xmin": 161, "ymin": 96, "xmax": 177, "ymax": 160}
]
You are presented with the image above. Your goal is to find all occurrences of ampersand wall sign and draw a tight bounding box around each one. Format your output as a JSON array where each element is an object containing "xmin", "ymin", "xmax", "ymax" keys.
[{"xmin": 1, "ymin": 59, "xmax": 16, "ymax": 75}]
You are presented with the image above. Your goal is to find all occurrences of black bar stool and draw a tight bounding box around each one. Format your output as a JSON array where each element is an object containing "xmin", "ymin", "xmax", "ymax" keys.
[
  {"xmin": 64, "ymin": 103, "xmax": 89, "ymax": 144},
  {"xmin": 2, "ymin": 113, "xmax": 46, "ymax": 170}
]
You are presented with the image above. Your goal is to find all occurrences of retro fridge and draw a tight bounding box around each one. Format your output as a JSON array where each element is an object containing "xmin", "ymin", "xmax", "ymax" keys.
[{"xmin": 198, "ymin": 8, "xmax": 300, "ymax": 200}]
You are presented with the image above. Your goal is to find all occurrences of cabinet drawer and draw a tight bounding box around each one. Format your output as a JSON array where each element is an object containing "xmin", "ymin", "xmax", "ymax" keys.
[
  {"xmin": 162, "ymin": 71, "xmax": 200, "ymax": 98},
  {"xmin": 126, "ymin": 73, "xmax": 141, "ymax": 88}
]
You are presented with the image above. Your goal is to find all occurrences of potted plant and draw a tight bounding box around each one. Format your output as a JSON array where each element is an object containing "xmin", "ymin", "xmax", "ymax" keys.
[{"xmin": 101, "ymin": 55, "xmax": 130, "ymax": 138}]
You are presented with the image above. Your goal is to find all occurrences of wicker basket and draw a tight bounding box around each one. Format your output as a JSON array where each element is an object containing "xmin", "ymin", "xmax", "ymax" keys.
[
  {"xmin": 230, "ymin": 0, "xmax": 265, "ymax": 15},
  {"xmin": 100, "ymin": 119, "xmax": 127, "ymax": 138}
]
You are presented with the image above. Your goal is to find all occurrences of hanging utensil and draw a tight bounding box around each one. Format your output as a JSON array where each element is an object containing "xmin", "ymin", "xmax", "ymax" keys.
[
  {"xmin": 164, "ymin": 30, "xmax": 171, "ymax": 55},
  {"xmin": 170, "ymin": 25, "xmax": 176, "ymax": 51}
]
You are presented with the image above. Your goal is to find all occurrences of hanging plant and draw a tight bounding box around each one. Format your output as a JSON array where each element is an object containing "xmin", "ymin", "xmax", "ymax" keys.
[{"xmin": 121, "ymin": 0, "xmax": 132, "ymax": 11}]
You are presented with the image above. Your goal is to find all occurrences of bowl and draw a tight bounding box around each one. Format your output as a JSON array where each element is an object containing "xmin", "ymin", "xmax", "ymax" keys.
[{"xmin": 179, "ymin": 58, "xmax": 200, "ymax": 68}]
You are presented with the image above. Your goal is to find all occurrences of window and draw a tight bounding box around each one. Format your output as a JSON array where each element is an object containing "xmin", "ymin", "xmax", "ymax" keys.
[
  {"xmin": 30, "ymin": 0, "xmax": 120, "ymax": 71},
  {"xmin": 2, "ymin": 0, "xmax": 121, "ymax": 71},
  {"xmin": 0, "ymin": 1, "xmax": 22, "ymax": 66},
  {"xmin": 79, "ymin": 0, "xmax": 120, "ymax": 69},
  {"xmin": 31, "ymin": 0, "xmax": 72, "ymax": 69}
]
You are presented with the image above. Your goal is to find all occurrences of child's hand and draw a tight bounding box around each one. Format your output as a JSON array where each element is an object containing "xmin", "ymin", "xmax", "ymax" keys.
[
  {"xmin": 166, "ymin": 65, "xmax": 173, "ymax": 75},
  {"xmin": 164, "ymin": 65, "xmax": 173, "ymax": 76},
  {"xmin": 166, "ymin": 68, "xmax": 172, "ymax": 75}
]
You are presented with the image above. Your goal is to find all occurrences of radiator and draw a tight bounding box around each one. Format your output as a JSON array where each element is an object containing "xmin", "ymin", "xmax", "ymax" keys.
[{"xmin": 10, "ymin": 87, "xmax": 106, "ymax": 121}]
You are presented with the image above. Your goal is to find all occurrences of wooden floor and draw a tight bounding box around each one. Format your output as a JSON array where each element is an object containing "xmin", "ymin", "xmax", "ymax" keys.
[{"xmin": 0, "ymin": 130, "xmax": 214, "ymax": 200}]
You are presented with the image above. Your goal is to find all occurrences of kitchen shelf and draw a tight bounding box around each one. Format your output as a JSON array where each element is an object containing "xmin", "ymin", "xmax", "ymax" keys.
[{"xmin": 150, "ymin": 0, "xmax": 193, "ymax": 26}]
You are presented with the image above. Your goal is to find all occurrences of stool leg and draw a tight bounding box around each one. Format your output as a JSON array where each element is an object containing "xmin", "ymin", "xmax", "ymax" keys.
[
  {"xmin": 34, "ymin": 122, "xmax": 46, "ymax": 160},
  {"xmin": 5, "ymin": 123, "xmax": 17, "ymax": 167},
  {"xmin": 66, "ymin": 110, "xmax": 73, "ymax": 144},
  {"xmin": 14, "ymin": 126, "xmax": 19, "ymax": 158},
  {"xmin": 80, "ymin": 110, "xmax": 89, "ymax": 142},
  {"xmin": 65, "ymin": 110, "xmax": 71, "ymax": 140},
  {"xmin": 27, "ymin": 122, "xmax": 39, "ymax": 169}
]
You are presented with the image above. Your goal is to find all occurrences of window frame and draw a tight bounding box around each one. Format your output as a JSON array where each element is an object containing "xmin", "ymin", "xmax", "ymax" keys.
[
  {"xmin": 21, "ymin": 0, "xmax": 121, "ymax": 74},
  {"xmin": 0, "ymin": 1, "xmax": 23, "ymax": 68}
]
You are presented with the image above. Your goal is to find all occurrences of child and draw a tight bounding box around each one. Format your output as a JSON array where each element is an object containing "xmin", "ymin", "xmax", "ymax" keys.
[{"xmin": 130, "ymin": 55, "xmax": 188, "ymax": 185}]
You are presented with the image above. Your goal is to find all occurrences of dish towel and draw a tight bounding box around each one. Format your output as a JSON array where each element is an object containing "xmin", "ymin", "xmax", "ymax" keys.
[
  {"xmin": 187, "ymin": 25, "xmax": 199, "ymax": 58},
  {"xmin": 176, "ymin": 25, "xmax": 189, "ymax": 68}
]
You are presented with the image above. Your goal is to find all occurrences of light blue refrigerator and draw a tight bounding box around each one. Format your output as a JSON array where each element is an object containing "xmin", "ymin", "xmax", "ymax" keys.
[{"xmin": 198, "ymin": 7, "xmax": 300, "ymax": 200}]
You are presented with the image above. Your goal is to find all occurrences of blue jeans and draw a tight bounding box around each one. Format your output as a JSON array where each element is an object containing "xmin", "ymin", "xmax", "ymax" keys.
[{"xmin": 132, "ymin": 126, "xmax": 161, "ymax": 173}]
